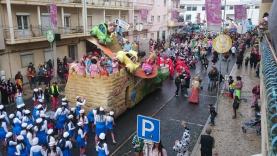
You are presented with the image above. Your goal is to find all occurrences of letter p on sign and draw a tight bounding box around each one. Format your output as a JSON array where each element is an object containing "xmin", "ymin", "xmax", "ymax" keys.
[{"xmin": 137, "ymin": 115, "xmax": 160, "ymax": 143}]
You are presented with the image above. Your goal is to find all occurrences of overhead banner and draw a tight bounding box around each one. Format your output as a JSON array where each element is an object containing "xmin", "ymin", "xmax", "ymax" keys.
[
  {"xmin": 234, "ymin": 5, "xmax": 247, "ymax": 21},
  {"xmin": 140, "ymin": 9, "xmax": 148, "ymax": 22},
  {"xmin": 205, "ymin": 0, "xmax": 222, "ymax": 32},
  {"xmin": 50, "ymin": 3, "xmax": 57, "ymax": 29}
]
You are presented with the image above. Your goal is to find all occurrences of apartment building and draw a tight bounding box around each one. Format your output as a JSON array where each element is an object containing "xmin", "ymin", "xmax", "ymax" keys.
[
  {"xmin": 131, "ymin": 0, "xmax": 182, "ymax": 42},
  {"xmin": 180, "ymin": 0, "xmax": 261, "ymax": 25},
  {"xmin": 0, "ymin": 0, "xmax": 182, "ymax": 79},
  {"xmin": 0, "ymin": 0, "xmax": 133, "ymax": 79}
]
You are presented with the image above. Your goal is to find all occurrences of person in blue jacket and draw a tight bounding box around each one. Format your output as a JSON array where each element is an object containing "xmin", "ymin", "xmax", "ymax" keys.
[
  {"xmin": 30, "ymin": 137, "xmax": 44, "ymax": 156},
  {"xmin": 76, "ymin": 122, "xmax": 87, "ymax": 156},
  {"xmin": 54, "ymin": 102, "xmax": 70, "ymax": 136},
  {"xmin": 94, "ymin": 107, "xmax": 107, "ymax": 145},
  {"xmin": 0, "ymin": 114, "xmax": 8, "ymax": 145},
  {"xmin": 87, "ymin": 108, "xmax": 97, "ymax": 132},
  {"xmin": 35, "ymin": 118, "xmax": 47, "ymax": 146},
  {"xmin": 15, "ymin": 135, "xmax": 28, "ymax": 156},
  {"xmin": 96, "ymin": 133, "xmax": 109, "ymax": 156},
  {"xmin": 65, "ymin": 114, "xmax": 75, "ymax": 138},
  {"xmin": 6, "ymin": 132, "xmax": 17, "ymax": 156},
  {"xmin": 61, "ymin": 131, "xmax": 73, "ymax": 156},
  {"xmin": 106, "ymin": 111, "xmax": 117, "ymax": 144},
  {"xmin": 12, "ymin": 117, "xmax": 22, "ymax": 136}
]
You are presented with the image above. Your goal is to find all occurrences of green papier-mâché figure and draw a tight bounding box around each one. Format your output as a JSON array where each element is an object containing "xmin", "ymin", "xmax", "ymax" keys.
[{"xmin": 90, "ymin": 23, "xmax": 116, "ymax": 45}]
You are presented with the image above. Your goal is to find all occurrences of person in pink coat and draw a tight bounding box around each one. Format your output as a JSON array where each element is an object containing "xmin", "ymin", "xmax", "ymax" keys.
[{"xmin": 90, "ymin": 58, "xmax": 99, "ymax": 78}]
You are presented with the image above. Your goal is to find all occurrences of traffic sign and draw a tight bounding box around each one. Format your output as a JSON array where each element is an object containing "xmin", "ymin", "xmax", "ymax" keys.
[
  {"xmin": 212, "ymin": 34, "xmax": 232, "ymax": 53},
  {"xmin": 137, "ymin": 115, "xmax": 160, "ymax": 143},
  {"xmin": 46, "ymin": 30, "xmax": 55, "ymax": 43}
]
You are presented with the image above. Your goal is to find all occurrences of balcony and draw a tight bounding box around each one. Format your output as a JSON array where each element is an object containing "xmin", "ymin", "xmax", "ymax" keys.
[
  {"xmin": 3, "ymin": 25, "xmax": 85, "ymax": 44},
  {"xmin": 133, "ymin": 22, "xmax": 153, "ymax": 30},
  {"xmin": 87, "ymin": 0, "xmax": 133, "ymax": 10},
  {"xmin": 133, "ymin": 1, "xmax": 154, "ymax": 10},
  {"xmin": 0, "ymin": 0, "xmax": 83, "ymax": 7},
  {"xmin": 260, "ymin": 33, "xmax": 277, "ymax": 155},
  {"xmin": 167, "ymin": 20, "xmax": 184, "ymax": 27}
]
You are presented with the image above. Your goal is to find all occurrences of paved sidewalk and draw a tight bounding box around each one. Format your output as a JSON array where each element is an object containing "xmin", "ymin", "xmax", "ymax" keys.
[{"xmin": 192, "ymin": 64, "xmax": 261, "ymax": 156}]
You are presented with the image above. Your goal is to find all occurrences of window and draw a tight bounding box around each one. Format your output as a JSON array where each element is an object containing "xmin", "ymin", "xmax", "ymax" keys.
[
  {"xmin": 68, "ymin": 45, "xmax": 78, "ymax": 60},
  {"xmin": 134, "ymin": 16, "xmax": 138, "ymax": 24},
  {"xmin": 246, "ymin": 6, "xmax": 250, "ymax": 9},
  {"xmin": 87, "ymin": 16, "xmax": 93, "ymax": 28},
  {"xmin": 121, "ymin": 15, "xmax": 127, "ymax": 21},
  {"xmin": 229, "ymin": 6, "xmax": 234, "ymax": 10},
  {"xmin": 134, "ymin": 35, "xmax": 138, "ymax": 42},
  {"xmin": 17, "ymin": 15, "xmax": 29, "ymax": 30},
  {"xmin": 105, "ymin": 15, "xmax": 112, "ymax": 23},
  {"xmin": 187, "ymin": 6, "xmax": 192, "ymax": 11},
  {"xmin": 192, "ymin": 6, "xmax": 197, "ymax": 11},
  {"xmin": 151, "ymin": 16, "xmax": 154, "ymax": 22},
  {"xmin": 186, "ymin": 15, "xmax": 191, "ymax": 21},
  {"xmin": 202, "ymin": 6, "xmax": 205, "ymax": 10},
  {"xmin": 180, "ymin": 6, "xmax": 185, "ymax": 9},
  {"xmin": 142, "ymin": 33, "xmax": 147, "ymax": 38},
  {"xmin": 158, "ymin": 16, "xmax": 160, "ymax": 22},
  {"xmin": 221, "ymin": 6, "xmax": 225, "ymax": 10},
  {"xmin": 20, "ymin": 53, "xmax": 33, "ymax": 68},
  {"xmin": 44, "ymin": 49, "xmax": 53, "ymax": 62},
  {"xmin": 163, "ymin": 15, "xmax": 166, "ymax": 21},
  {"xmin": 64, "ymin": 16, "xmax": 71, "ymax": 28},
  {"xmin": 255, "ymin": 6, "xmax": 259, "ymax": 9},
  {"xmin": 150, "ymin": 33, "xmax": 154, "ymax": 39}
]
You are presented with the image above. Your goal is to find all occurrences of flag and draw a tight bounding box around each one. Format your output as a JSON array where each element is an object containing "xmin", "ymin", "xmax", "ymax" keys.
[
  {"xmin": 234, "ymin": 5, "xmax": 247, "ymax": 21},
  {"xmin": 140, "ymin": 9, "xmax": 148, "ymax": 22},
  {"xmin": 50, "ymin": 3, "xmax": 57, "ymax": 29},
  {"xmin": 205, "ymin": 0, "xmax": 222, "ymax": 31}
]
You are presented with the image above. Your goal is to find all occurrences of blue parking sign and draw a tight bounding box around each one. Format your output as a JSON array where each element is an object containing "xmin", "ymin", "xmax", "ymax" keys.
[{"xmin": 137, "ymin": 115, "xmax": 160, "ymax": 143}]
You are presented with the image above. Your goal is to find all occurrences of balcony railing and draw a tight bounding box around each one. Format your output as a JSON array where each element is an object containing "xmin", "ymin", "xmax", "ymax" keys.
[
  {"xmin": 1, "ymin": 0, "xmax": 133, "ymax": 9},
  {"xmin": 168, "ymin": 21, "xmax": 184, "ymax": 27},
  {"xmin": 87, "ymin": 0, "xmax": 133, "ymax": 9},
  {"xmin": 261, "ymin": 33, "xmax": 277, "ymax": 155},
  {"xmin": 3, "ymin": 25, "xmax": 84, "ymax": 44},
  {"xmin": 133, "ymin": 1, "xmax": 154, "ymax": 10},
  {"xmin": 0, "ymin": 0, "xmax": 83, "ymax": 6}
]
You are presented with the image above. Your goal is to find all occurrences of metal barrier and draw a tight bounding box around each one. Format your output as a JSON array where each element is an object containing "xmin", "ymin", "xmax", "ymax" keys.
[{"xmin": 261, "ymin": 35, "xmax": 277, "ymax": 155}]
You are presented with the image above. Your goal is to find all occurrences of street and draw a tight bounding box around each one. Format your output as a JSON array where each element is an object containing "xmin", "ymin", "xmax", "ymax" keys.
[{"xmin": 97, "ymin": 56, "xmax": 236, "ymax": 155}]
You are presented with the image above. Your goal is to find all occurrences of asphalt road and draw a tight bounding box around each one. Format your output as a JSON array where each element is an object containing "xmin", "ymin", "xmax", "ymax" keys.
[
  {"xmin": 3, "ymin": 55, "xmax": 236, "ymax": 156},
  {"xmin": 106, "ymin": 56, "xmax": 236, "ymax": 156}
]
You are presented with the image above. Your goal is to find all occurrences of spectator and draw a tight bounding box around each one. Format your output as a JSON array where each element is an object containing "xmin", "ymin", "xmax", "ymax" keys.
[
  {"xmin": 175, "ymin": 73, "xmax": 181, "ymax": 97},
  {"xmin": 232, "ymin": 96, "xmax": 240, "ymax": 119},
  {"xmin": 132, "ymin": 134, "xmax": 144, "ymax": 156},
  {"xmin": 200, "ymin": 127, "xmax": 215, "ymax": 156},
  {"xmin": 37, "ymin": 65, "xmax": 45, "ymax": 86},
  {"xmin": 149, "ymin": 141, "xmax": 167, "ymax": 156},
  {"xmin": 209, "ymin": 104, "xmax": 217, "ymax": 126},
  {"xmin": 26, "ymin": 66, "xmax": 36, "ymax": 89},
  {"xmin": 15, "ymin": 71, "xmax": 23, "ymax": 90},
  {"xmin": 173, "ymin": 122, "xmax": 190, "ymax": 156},
  {"xmin": 50, "ymin": 82, "xmax": 59, "ymax": 110}
]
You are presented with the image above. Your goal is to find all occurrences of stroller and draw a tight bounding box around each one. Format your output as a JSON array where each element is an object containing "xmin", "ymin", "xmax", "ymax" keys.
[{"xmin": 241, "ymin": 113, "xmax": 261, "ymax": 135}]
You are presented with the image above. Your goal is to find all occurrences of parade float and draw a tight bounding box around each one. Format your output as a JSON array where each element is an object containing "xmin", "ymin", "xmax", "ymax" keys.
[{"xmin": 65, "ymin": 22, "xmax": 170, "ymax": 116}]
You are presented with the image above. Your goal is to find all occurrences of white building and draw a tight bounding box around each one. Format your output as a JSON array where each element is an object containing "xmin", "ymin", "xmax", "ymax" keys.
[{"xmin": 180, "ymin": 0, "xmax": 261, "ymax": 25}]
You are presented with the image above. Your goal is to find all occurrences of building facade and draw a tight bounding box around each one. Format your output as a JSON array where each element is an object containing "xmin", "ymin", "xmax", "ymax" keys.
[
  {"xmin": 0, "ymin": 0, "xmax": 182, "ymax": 80},
  {"xmin": 180, "ymin": 0, "xmax": 261, "ymax": 25},
  {"xmin": 0, "ymin": 0, "xmax": 132, "ymax": 80}
]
